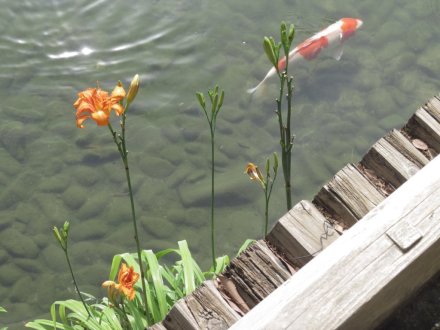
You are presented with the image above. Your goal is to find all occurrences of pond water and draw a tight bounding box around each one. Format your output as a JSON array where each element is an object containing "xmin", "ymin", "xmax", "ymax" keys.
[{"xmin": 0, "ymin": 0, "xmax": 439, "ymax": 328}]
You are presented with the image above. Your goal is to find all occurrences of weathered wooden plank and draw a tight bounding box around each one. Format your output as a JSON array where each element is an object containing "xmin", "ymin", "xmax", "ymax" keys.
[
  {"xmin": 361, "ymin": 137, "xmax": 421, "ymax": 188},
  {"xmin": 148, "ymin": 322, "xmax": 167, "ymax": 330},
  {"xmin": 162, "ymin": 280, "xmax": 240, "ymax": 330},
  {"xmin": 187, "ymin": 280, "xmax": 240, "ymax": 329},
  {"xmin": 163, "ymin": 299, "xmax": 199, "ymax": 330},
  {"xmin": 229, "ymin": 155, "xmax": 440, "ymax": 330},
  {"xmin": 267, "ymin": 200, "xmax": 340, "ymax": 267},
  {"xmin": 405, "ymin": 107, "xmax": 440, "ymax": 153},
  {"xmin": 314, "ymin": 163, "xmax": 384, "ymax": 227},
  {"xmin": 224, "ymin": 240, "xmax": 292, "ymax": 309},
  {"xmin": 384, "ymin": 129, "xmax": 429, "ymax": 168},
  {"xmin": 423, "ymin": 95, "xmax": 440, "ymax": 123}
]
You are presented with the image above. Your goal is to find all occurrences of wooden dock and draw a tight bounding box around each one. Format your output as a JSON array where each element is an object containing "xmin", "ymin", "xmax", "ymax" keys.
[{"xmin": 149, "ymin": 93, "xmax": 440, "ymax": 330}]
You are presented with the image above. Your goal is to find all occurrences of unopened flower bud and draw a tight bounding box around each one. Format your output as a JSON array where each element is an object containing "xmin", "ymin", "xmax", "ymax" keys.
[{"xmin": 127, "ymin": 74, "xmax": 140, "ymax": 105}]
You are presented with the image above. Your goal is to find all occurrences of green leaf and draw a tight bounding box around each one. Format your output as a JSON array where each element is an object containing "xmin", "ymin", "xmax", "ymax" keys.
[
  {"xmin": 25, "ymin": 319, "xmax": 69, "ymax": 329},
  {"xmin": 108, "ymin": 254, "xmax": 123, "ymax": 280},
  {"xmin": 155, "ymin": 248, "xmax": 177, "ymax": 261},
  {"xmin": 214, "ymin": 255, "xmax": 230, "ymax": 274},
  {"xmin": 178, "ymin": 240, "xmax": 196, "ymax": 294},
  {"xmin": 160, "ymin": 265, "xmax": 184, "ymax": 299},
  {"xmin": 0, "ymin": 307, "xmax": 6, "ymax": 313},
  {"xmin": 99, "ymin": 306, "xmax": 122, "ymax": 330},
  {"xmin": 143, "ymin": 249, "xmax": 168, "ymax": 319},
  {"xmin": 125, "ymin": 300, "xmax": 147, "ymax": 328},
  {"xmin": 237, "ymin": 239, "xmax": 256, "ymax": 256}
]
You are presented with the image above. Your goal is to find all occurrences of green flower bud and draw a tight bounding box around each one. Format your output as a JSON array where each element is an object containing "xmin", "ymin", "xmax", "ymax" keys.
[
  {"xmin": 126, "ymin": 74, "xmax": 140, "ymax": 105},
  {"xmin": 196, "ymin": 92, "xmax": 206, "ymax": 109},
  {"xmin": 288, "ymin": 24, "xmax": 295, "ymax": 43},
  {"xmin": 263, "ymin": 37, "xmax": 277, "ymax": 69},
  {"xmin": 218, "ymin": 90, "xmax": 225, "ymax": 110}
]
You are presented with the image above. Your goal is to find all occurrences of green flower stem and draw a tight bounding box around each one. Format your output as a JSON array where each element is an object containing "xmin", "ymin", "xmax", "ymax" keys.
[
  {"xmin": 108, "ymin": 110, "xmax": 150, "ymax": 321},
  {"xmin": 263, "ymin": 155, "xmax": 277, "ymax": 237},
  {"xmin": 268, "ymin": 23, "xmax": 295, "ymax": 212},
  {"xmin": 196, "ymin": 87, "xmax": 224, "ymax": 272},
  {"xmin": 276, "ymin": 72, "xmax": 292, "ymax": 210},
  {"xmin": 210, "ymin": 128, "xmax": 216, "ymax": 269},
  {"xmin": 264, "ymin": 189, "xmax": 270, "ymax": 236},
  {"xmin": 64, "ymin": 250, "xmax": 92, "ymax": 318}
]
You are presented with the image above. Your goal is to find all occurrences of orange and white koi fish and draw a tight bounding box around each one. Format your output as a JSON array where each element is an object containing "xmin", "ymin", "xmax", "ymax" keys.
[{"xmin": 247, "ymin": 17, "xmax": 363, "ymax": 94}]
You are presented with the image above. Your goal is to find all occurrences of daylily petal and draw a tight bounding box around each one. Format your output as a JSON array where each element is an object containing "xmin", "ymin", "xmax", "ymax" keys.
[
  {"xmin": 102, "ymin": 280, "xmax": 116, "ymax": 288},
  {"xmin": 91, "ymin": 110, "xmax": 110, "ymax": 126},
  {"xmin": 112, "ymin": 103, "xmax": 125, "ymax": 116},
  {"xmin": 244, "ymin": 163, "xmax": 265, "ymax": 184},
  {"xmin": 102, "ymin": 263, "xmax": 139, "ymax": 301},
  {"xmin": 111, "ymin": 83, "xmax": 126, "ymax": 100}
]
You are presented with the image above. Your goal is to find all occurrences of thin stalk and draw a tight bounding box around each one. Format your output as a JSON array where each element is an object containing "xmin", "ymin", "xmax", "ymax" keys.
[
  {"xmin": 64, "ymin": 251, "xmax": 92, "ymax": 318},
  {"xmin": 285, "ymin": 76, "xmax": 294, "ymax": 209},
  {"xmin": 210, "ymin": 128, "xmax": 216, "ymax": 270},
  {"xmin": 276, "ymin": 72, "xmax": 292, "ymax": 210},
  {"xmin": 264, "ymin": 189, "xmax": 269, "ymax": 237},
  {"xmin": 108, "ymin": 112, "xmax": 149, "ymax": 320}
]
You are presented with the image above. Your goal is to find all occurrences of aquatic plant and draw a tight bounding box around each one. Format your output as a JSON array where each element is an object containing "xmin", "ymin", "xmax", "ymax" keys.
[
  {"xmin": 73, "ymin": 75, "xmax": 150, "ymax": 316},
  {"xmin": 263, "ymin": 22, "xmax": 296, "ymax": 210},
  {"xmin": 196, "ymin": 85, "xmax": 225, "ymax": 270},
  {"xmin": 26, "ymin": 240, "xmax": 216, "ymax": 329},
  {"xmin": 26, "ymin": 76, "xmax": 234, "ymax": 329},
  {"xmin": 244, "ymin": 152, "xmax": 278, "ymax": 236}
]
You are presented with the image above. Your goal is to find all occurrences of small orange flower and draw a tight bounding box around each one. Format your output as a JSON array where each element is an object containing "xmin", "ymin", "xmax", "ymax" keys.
[
  {"xmin": 244, "ymin": 163, "xmax": 265, "ymax": 186},
  {"xmin": 73, "ymin": 82, "xmax": 126, "ymax": 128},
  {"xmin": 102, "ymin": 263, "xmax": 139, "ymax": 301}
]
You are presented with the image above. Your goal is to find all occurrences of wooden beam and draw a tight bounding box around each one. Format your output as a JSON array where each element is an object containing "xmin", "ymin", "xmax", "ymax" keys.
[
  {"xmin": 161, "ymin": 280, "xmax": 240, "ymax": 330},
  {"xmin": 229, "ymin": 155, "xmax": 440, "ymax": 330},
  {"xmin": 224, "ymin": 240, "xmax": 292, "ymax": 309},
  {"xmin": 148, "ymin": 322, "xmax": 167, "ymax": 330},
  {"xmin": 267, "ymin": 200, "xmax": 340, "ymax": 267},
  {"xmin": 314, "ymin": 164, "xmax": 384, "ymax": 227},
  {"xmin": 423, "ymin": 95, "xmax": 440, "ymax": 123},
  {"xmin": 361, "ymin": 135, "xmax": 422, "ymax": 188},
  {"xmin": 405, "ymin": 107, "xmax": 440, "ymax": 153},
  {"xmin": 384, "ymin": 129, "xmax": 429, "ymax": 168}
]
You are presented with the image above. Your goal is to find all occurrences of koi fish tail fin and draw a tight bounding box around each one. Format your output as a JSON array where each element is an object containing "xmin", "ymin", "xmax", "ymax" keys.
[
  {"xmin": 247, "ymin": 78, "xmax": 266, "ymax": 94},
  {"xmin": 247, "ymin": 85, "xmax": 259, "ymax": 94}
]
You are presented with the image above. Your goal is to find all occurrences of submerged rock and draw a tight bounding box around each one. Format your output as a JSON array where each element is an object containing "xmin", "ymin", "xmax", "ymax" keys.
[{"xmin": 0, "ymin": 229, "xmax": 39, "ymax": 259}]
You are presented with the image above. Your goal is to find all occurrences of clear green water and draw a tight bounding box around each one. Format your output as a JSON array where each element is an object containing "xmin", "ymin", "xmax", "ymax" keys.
[{"xmin": 0, "ymin": 0, "xmax": 439, "ymax": 328}]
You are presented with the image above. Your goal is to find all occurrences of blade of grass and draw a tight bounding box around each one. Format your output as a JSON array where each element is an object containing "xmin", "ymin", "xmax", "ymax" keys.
[
  {"xmin": 214, "ymin": 255, "xmax": 230, "ymax": 274},
  {"xmin": 125, "ymin": 300, "xmax": 148, "ymax": 329},
  {"xmin": 99, "ymin": 306, "xmax": 122, "ymax": 330},
  {"xmin": 237, "ymin": 239, "xmax": 255, "ymax": 256},
  {"xmin": 25, "ymin": 319, "xmax": 72, "ymax": 330},
  {"xmin": 160, "ymin": 265, "xmax": 184, "ymax": 299},
  {"xmin": 143, "ymin": 250, "xmax": 168, "ymax": 320},
  {"xmin": 178, "ymin": 240, "xmax": 196, "ymax": 294}
]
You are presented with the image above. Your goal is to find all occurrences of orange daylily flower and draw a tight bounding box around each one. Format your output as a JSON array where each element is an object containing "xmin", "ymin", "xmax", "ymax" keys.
[
  {"xmin": 73, "ymin": 82, "xmax": 126, "ymax": 128},
  {"xmin": 244, "ymin": 163, "xmax": 265, "ymax": 186},
  {"xmin": 102, "ymin": 263, "xmax": 139, "ymax": 301}
]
